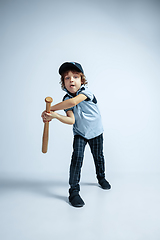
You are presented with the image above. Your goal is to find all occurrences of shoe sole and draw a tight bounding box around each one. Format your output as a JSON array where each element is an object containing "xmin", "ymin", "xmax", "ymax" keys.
[
  {"xmin": 99, "ymin": 184, "xmax": 111, "ymax": 190},
  {"xmin": 69, "ymin": 201, "xmax": 85, "ymax": 208}
]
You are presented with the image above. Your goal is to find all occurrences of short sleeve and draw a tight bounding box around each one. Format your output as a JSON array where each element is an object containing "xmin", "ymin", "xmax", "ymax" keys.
[{"xmin": 80, "ymin": 88, "xmax": 94, "ymax": 101}]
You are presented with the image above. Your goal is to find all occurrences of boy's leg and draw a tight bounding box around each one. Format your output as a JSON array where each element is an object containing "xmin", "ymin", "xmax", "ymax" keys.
[
  {"xmin": 88, "ymin": 134, "xmax": 111, "ymax": 189},
  {"xmin": 69, "ymin": 135, "xmax": 87, "ymax": 207}
]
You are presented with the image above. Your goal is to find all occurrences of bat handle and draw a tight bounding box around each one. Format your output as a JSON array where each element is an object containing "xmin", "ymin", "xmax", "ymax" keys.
[{"xmin": 42, "ymin": 97, "xmax": 53, "ymax": 153}]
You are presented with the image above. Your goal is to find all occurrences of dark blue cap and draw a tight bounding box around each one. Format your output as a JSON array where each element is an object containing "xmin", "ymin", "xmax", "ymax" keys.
[{"xmin": 59, "ymin": 62, "xmax": 84, "ymax": 75}]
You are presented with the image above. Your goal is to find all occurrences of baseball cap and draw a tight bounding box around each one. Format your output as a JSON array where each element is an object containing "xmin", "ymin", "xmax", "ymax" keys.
[{"xmin": 59, "ymin": 62, "xmax": 84, "ymax": 75}]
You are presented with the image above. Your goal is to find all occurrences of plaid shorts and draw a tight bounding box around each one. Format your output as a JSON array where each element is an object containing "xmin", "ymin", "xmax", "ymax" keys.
[{"xmin": 69, "ymin": 133, "xmax": 105, "ymax": 191}]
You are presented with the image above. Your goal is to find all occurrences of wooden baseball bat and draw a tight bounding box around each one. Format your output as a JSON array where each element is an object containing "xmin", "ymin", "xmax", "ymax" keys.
[{"xmin": 42, "ymin": 97, "xmax": 53, "ymax": 153}]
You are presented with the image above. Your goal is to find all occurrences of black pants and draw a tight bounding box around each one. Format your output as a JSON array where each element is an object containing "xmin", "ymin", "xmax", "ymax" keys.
[{"xmin": 69, "ymin": 134, "xmax": 105, "ymax": 192}]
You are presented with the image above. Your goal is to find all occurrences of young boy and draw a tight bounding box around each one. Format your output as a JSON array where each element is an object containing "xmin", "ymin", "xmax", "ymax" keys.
[{"xmin": 42, "ymin": 62, "xmax": 111, "ymax": 207}]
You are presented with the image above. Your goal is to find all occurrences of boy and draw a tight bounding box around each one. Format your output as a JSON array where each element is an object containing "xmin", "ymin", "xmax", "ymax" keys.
[{"xmin": 42, "ymin": 62, "xmax": 111, "ymax": 207}]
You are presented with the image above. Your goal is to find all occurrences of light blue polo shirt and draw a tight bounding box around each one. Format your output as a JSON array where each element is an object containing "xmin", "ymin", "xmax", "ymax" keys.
[{"xmin": 63, "ymin": 85, "xmax": 104, "ymax": 139}]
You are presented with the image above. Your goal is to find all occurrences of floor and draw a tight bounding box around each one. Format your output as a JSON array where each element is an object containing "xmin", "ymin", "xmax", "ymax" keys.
[{"xmin": 0, "ymin": 171, "xmax": 159, "ymax": 240}]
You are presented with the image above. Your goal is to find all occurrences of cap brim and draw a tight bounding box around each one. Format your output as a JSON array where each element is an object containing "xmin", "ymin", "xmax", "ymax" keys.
[{"xmin": 59, "ymin": 62, "xmax": 82, "ymax": 75}]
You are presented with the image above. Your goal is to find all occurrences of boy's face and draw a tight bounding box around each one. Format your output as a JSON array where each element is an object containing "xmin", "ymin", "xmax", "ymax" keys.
[{"xmin": 64, "ymin": 71, "xmax": 82, "ymax": 95}]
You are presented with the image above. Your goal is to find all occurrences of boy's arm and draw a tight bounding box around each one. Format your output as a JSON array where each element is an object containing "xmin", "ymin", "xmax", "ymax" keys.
[
  {"xmin": 50, "ymin": 94, "xmax": 87, "ymax": 112},
  {"xmin": 41, "ymin": 94, "xmax": 86, "ymax": 124},
  {"xmin": 43, "ymin": 110, "xmax": 75, "ymax": 125},
  {"xmin": 52, "ymin": 110, "xmax": 75, "ymax": 125}
]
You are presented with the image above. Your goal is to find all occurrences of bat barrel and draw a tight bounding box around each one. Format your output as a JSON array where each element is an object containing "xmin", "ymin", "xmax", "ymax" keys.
[
  {"xmin": 42, "ymin": 96, "xmax": 53, "ymax": 153},
  {"xmin": 42, "ymin": 122, "xmax": 49, "ymax": 153}
]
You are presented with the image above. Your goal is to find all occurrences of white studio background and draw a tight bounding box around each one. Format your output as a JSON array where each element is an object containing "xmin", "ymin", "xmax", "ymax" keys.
[{"xmin": 0, "ymin": 0, "xmax": 160, "ymax": 176}]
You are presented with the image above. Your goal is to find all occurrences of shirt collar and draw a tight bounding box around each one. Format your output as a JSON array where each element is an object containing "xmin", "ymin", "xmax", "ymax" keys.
[{"xmin": 64, "ymin": 85, "xmax": 86, "ymax": 97}]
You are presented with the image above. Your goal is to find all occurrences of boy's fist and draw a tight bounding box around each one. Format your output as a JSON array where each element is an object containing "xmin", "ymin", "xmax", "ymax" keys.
[{"xmin": 41, "ymin": 111, "xmax": 57, "ymax": 122}]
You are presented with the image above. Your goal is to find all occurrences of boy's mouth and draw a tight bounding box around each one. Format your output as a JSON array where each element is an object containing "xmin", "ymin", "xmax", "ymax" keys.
[{"xmin": 70, "ymin": 84, "xmax": 75, "ymax": 88}]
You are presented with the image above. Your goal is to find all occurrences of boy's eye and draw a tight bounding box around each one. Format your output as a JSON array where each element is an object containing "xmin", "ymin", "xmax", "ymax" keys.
[{"xmin": 65, "ymin": 77, "xmax": 70, "ymax": 80}]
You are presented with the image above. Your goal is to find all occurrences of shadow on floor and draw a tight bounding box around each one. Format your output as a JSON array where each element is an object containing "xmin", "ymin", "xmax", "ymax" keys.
[
  {"xmin": 81, "ymin": 182, "xmax": 98, "ymax": 187},
  {"xmin": 0, "ymin": 176, "xmax": 99, "ymax": 203},
  {"xmin": 0, "ymin": 176, "xmax": 69, "ymax": 203}
]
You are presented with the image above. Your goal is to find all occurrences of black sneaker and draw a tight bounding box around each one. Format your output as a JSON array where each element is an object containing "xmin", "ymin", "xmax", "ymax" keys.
[
  {"xmin": 69, "ymin": 192, "xmax": 85, "ymax": 208},
  {"xmin": 98, "ymin": 178, "xmax": 111, "ymax": 189}
]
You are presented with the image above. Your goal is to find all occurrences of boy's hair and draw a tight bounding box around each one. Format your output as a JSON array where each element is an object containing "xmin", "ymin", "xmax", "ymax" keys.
[{"xmin": 60, "ymin": 70, "xmax": 88, "ymax": 90}]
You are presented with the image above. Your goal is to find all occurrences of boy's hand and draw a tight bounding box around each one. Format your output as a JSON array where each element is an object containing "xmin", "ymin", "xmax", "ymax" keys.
[
  {"xmin": 41, "ymin": 111, "xmax": 47, "ymax": 122},
  {"xmin": 41, "ymin": 111, "xmax": 57, "ymax": 122}
]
